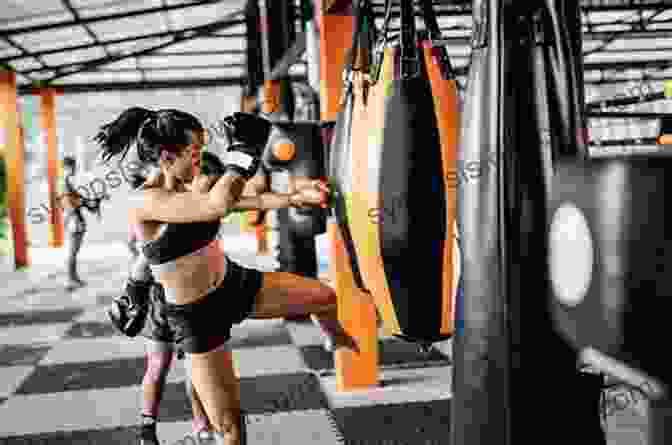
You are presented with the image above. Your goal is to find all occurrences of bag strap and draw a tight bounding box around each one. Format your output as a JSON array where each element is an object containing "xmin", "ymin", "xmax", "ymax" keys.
[
  {"xmin": 418, "ymin": 0, "xmax": 458, "ymax": 81},
  {"xmin": 339, "ymin": 0, "xmax": 376, "ymax": 106},
  {"xmin": 418, "ymin": 0, "xmax": 442, "ymax": 42},
  {"xmin": 344, "ymin": 0, "xmax": 376, "ymax": 76},
  {"xmin": 369, "ymin": 0, "xmax": 394, "ymax": 84},
  {"xmin": 399, "ymin": 0, "xmax": 420, "ymax": 79}
]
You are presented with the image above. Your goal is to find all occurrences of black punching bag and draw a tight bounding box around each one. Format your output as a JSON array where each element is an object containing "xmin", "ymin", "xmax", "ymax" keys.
[
  {"xmin": 375, "ymin": 0, "xmax": 447, "ymax": 343},
  {"xmin": 549, "ymin": 155, "xmax": 672, "ymax": 387},
  {"xmin": 263, "ymin": 121, "xmax": 327, "ymax": 240},
  {"xmin": 452, "ymin": 0, "xmax": 603, "ymax": 443},
  {"xmin": 451, "ymin": 0, "xmax": 510, "ymax": 441}
]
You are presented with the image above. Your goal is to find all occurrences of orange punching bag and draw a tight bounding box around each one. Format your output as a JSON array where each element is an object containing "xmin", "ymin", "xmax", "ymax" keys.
[
  {"xmin": 345, "ymin": 0, "xmax": 458, "ymax": 343},
  {"xmin": 346, "ymin": 0, "xmax": 399, "ymax": 333}
]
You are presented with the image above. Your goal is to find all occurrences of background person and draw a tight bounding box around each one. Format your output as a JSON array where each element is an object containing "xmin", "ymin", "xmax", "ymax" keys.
[{"xmin": 60, "ymin": 156, "xmax": 103, "ymax": 291}]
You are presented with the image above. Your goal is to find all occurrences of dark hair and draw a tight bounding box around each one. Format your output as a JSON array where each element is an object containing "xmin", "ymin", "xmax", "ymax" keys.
[
  {"xmin": 94, "ymin": 107, "xmax": 203, "ymax": 165},
  {"xmin": 200, "ymin": 151, "xmax": 226, "ymax": 176}
]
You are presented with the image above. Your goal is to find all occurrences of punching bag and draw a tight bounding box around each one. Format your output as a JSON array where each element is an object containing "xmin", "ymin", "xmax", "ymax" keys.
[
  {"xmin": 262, "ymin": 120, "xmax": 327, "ymax": 239},
  {"xmin": 376, "ymin": 0, "xmax": 447, "ymax": 343},
  {"xmin": 343, "ymin": 0, "xmax": 457, "ymax": 343},
  {"xmin": 346, "ymin": 0, "xmax": 394, "ymax": 328},
  {"xmin": 451, "ymin": 0, "xmax": 511, "ymax": 440},
  {"xmin": 326, "ymin": 0, "xmax": 373, "ymax": 292},
  {"xmin": 548, "ymin": 155, "xmax": 672, "ymax": 387},
  {"xmin": 452, "ymin": 0, "xmax": 607, "ymax": 443}
]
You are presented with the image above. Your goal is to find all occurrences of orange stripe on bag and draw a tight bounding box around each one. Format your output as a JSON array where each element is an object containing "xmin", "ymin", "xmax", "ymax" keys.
[{"xmin": 423, "ymin": 42, "xmax": 461, "ymax": 335}]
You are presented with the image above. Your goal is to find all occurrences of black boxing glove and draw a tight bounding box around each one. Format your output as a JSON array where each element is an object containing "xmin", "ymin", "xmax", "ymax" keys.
[
  {"xmin": 107, "ymin": 278, "xmax": 152, "ymax": 337},
  {"xmin": 200, "ymin": 151, "xmax": 227, "ymax": 177},
  {"xmin": 211, "ymin": 112, "xmax": 273, "ymax": 180}
]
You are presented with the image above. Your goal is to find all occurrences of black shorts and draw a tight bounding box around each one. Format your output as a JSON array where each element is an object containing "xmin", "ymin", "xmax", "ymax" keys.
[{"xmin": 163, "ymin": 258, "xmax": 263, "ymax": 354}]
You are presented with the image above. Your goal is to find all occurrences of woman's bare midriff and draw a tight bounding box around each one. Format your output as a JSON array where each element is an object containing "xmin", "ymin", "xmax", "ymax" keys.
[
  {"xmin": 139, "ymin": 217, "xmax": 227, "ymax": 305},
  {"xmin": 153, "ymin": 240, "xmax": 227, "ymax": 305}
]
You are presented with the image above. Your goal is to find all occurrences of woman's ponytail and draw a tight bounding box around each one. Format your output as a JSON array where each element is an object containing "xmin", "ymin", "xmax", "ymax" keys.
[
  {"xmin": 94, "ymin": 107, "xmax": 202, "ymax": 166},
  {"xmin": 94, "ymin": 107, "xmax": 156, "ymax": 164}
]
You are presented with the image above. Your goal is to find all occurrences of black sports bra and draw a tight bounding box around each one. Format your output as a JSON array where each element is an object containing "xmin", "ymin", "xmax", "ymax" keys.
[{"xmin": 140, "ymin": 219, "xmax": 221, "ymax": 265}]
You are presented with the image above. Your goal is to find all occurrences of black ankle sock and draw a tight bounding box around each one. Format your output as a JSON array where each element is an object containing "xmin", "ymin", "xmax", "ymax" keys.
[{"xmin": 140, "ymin": 416, "xmax": 157, "ymax": 441}]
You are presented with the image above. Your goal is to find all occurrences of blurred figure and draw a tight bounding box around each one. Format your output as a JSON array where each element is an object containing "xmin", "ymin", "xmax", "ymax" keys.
[{"xmin": 61, "ymin": 156, "xmax": 102, "ymax": 291}]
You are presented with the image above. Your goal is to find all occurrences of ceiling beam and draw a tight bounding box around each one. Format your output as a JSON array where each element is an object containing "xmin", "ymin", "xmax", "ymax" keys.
[
  {"xmin": 91, "ymin": 63, "xmax": 246, "ymax": 72},
  {"xmin": 1, "ymin": 24, "xmax": 245, "ymax": 65},
  {"xmin": 583, "ymin": 59, "xmax": 672, "ymax": 71},
  {"xmin": 17, "ymin": 75, "xmax": 309, "ymax": 95},
  {"xmin": 60, "ymin": 0, "xmax": 112, "ymax": 60},
  {"xmin": 17, "ymin": 12, "xmax": 244, "ymax": 78},
  {"xmin": 586, "ymin": 90, "xmax": 667, "ymax": 109},
  {"xmin": 0, "ymin": 0, "xmax": 236, "ymax": 38},
  {"xmin": 368, "ymin": 0, "xmax": 672, "ymax": 16}
]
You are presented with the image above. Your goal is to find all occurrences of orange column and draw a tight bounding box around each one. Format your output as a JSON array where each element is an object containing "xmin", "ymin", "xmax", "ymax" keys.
[
  {"xmin": 319, "ymin": 1, "xmax": 379, "ymax": 391},
  {"xmin": 0, "ymin": 70, "xmax": 29, "ymax": 268},
  {"xmin": 40, "ymin": 88, "xmax": 64, "ymax": 248},
  {"xmin": 246, "ymin": 80, "xmax": 283, "ymax": 254}
]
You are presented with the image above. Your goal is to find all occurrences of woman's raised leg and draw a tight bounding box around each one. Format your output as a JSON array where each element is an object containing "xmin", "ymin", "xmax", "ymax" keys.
[{"xmin": 250, "ymin": 272, "xmax": 358, "ymax": 352}]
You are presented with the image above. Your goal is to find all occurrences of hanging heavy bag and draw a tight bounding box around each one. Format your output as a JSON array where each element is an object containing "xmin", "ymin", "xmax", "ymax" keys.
[
  {"xmin": 548, "ymin": 154, "xmax": 672, "ymax": 388},
  {"xmin": 373, "ymin": 0, "xmax": 448, "ymax": 343},
  {"xmin": 346, "ymin": 0, "xmax": 402, "ymax": 334},
  {"xmin": 419, "ymin": 0, "xmax": 461, "ymax": 337},
  {"xmin": 328, "ymin": 0, "xmax": 375, "ymax": 292},
  {"xmin": 262, "ymin": 120, "xmax": 327, "ymax": 239},
  {"xmin": 451, "ymin": 0, "xmax": 511, "ymax": 442}
]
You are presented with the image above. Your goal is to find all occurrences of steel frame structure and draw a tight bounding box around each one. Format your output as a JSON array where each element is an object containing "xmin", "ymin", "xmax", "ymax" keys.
[{"xmin": 0, "ymin": 0, "xmax": 670, "ymax": 93}]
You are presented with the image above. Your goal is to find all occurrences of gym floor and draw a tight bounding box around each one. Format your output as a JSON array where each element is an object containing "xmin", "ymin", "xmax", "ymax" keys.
[{"xmin": 0, "ymin": 237, "xmax": 647, "ymax": 444}]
